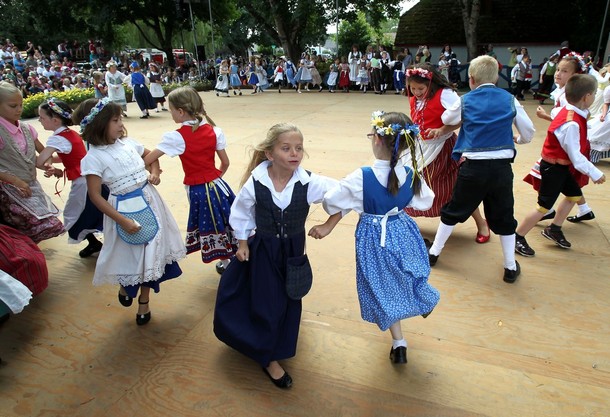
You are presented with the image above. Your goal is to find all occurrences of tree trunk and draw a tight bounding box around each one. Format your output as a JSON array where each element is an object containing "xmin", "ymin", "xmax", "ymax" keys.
[{"xmin": 459, "ymin": 0, "xmax": 480, "ymax": 61}]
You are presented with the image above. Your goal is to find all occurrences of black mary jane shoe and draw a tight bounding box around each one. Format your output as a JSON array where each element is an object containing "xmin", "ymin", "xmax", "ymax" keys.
[
  {"xmin": 118, "ymin": 288, "xmax": 133, "ymax": 307},
  {"xmin": 389, "ymin": 346, "xmax": 408, "ymax": 364},
  {"xmin": 215, "ymin": 261, "xmax": 227, "ymax": 275},
  {"xmin": 262, "ymin": 367, "xmax": 293, "ymax": 389},
  {"xmin": 136, "ymin": 297, "xmax": 151, "ymax": 326},
  {"xmin": 79, "ymin": 240, "xmax": 103, "ymax": 258}
]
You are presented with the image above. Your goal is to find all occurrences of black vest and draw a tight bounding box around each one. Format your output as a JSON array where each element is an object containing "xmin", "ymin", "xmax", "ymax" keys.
[{"xmin": 253, "ymin": 177, "xmax": 310, "ymax": 238}]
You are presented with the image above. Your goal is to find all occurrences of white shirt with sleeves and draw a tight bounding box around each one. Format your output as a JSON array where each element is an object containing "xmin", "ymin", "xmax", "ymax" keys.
[
  {"xmin": 550, "ymin": 86, "xmax": 567, "ymax": 120},
  {"xmin": 554, "ymin": 104, "xmax": 604, "ymax": 182},
  {"xmin": 322, "ymin": 159, "xmax": 434, "ymax": 218},
  {"xmin": 229, "ymin": 161, "xmax": 338, "ymax": 240},
  {"xmin": 156, "ymin": 120, "xmax": 226, "ymax": 157},
  {"xmin": 45, "ymin": 126, "xmax": 72, "ymax": 154}
]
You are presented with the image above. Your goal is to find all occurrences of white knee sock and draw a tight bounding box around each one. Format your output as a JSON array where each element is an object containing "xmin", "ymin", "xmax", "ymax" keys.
[
  {"xmin": 500, "ymin": 234, "xmax": 517, "ymax": 270},
  {"xmin": 429, "ymin": 222, "xmax": 455, "ymax": 256},
  {"xmin": 577, "ymin": 203, "xmax": 591, "ymax": 216}
]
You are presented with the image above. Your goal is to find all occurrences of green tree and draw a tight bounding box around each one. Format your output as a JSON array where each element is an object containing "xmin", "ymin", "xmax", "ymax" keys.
[
  {"xmin": 337, "ymin": 13, "xmax": 374, "ymax": 58},
  {"xmin": 237, "ymin": 0, "xmax": 401, "ymax": 63}
]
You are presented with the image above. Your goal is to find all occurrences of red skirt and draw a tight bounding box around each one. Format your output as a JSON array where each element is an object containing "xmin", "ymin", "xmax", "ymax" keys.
[
  {"xmin": 0, "ymin": 225, "xmax": 48, "ymax": 296},
  {"xmin": 406, "ymin": 134, "xmax": 460, "ymax": 217}
]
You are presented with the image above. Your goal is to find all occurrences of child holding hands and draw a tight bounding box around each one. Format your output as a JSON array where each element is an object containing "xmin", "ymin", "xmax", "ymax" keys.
[
  {"xmin": 515, "ymin": 74, "xmax": 605, "ymax": 256},
  {"xmin": 310, "ymin": 111, "xmax": 439, "ymax": 365},
  {"xmin": 144, "ymin": 86, "xmax": 237, "ymax": 274},
  {"xmin": 213, "ymin": 123, "xmax": 337, "ymax": 389},
  {"xmin": 76, "ymin": 98, "xmax": 186, "ymax": 325},
  {"xmin": 0, "ymin": 81, "xmax": 64, "ymax": 242},
  {"xmin": 427, "ymin": 55, "xmax": 535, "ymax": 283},
  {"xmin": 36, "ymin": 98, "xmax": 106, "ymax": 257}
]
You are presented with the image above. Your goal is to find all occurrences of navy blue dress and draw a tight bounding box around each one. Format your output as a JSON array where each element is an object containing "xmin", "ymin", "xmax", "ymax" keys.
[
  {"xmin": 131, "ymin": 72, "xmax": 156, "ymax": 111},
  {"xmin": 213, "ymin": 179, "xmax": 310, "ymax": 366}
]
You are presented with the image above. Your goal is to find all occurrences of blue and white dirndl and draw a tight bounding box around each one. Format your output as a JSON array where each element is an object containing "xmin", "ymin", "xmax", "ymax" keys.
[
  {"xmin": 355, "ymin": 168, "xmax": 439, "ymax": 330},
  {"xmin": 185, "ymin": 178, "xmax": 238, "ymax": 263}
]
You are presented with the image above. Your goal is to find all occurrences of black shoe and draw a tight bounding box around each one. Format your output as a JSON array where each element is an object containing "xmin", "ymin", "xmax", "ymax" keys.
[
  {"xmin": 389, "ymin": 346, "xmax": 407, "ymax": 364},
  {"xmin": 140, "ymin": 114, "xmax": 149, "ymax": 119},
  {"xmin": 541, "ymin": 226, "xmax": 571, "ymax": 248},
  {"xmin": 215, "ymin": 261, "xmax": 227, "ymax": 275},
  {"xmin": 566, "ymin": 211, "xmax": 595, "ymax": 223},
  {"xmin": 503, "ymin": 261, "xmax": 521, "ymax": 283},
  {"xmin": 539, "ymin": 209, "xmax": 555, "ymax": 221},
  {"xmin": 515, "ymin": 237, "xmax": 535, "ymax": 257},
  {"xmin": 136, "ymin": 297, "xmax": 151, "ymax": 325},
  {"xmin": 118, "ymin": 288, "xmax": 133, "ymax": 307},
  {"xmin": 262, "ymin": 367, "xmax": 293, "ymax": 389},
  {"xmin": 79, "ymin": 240, "xmax": 103, "ymax": 258},
  {"xmin": 428, "ymin": 253, "xmax": 438, "ymax": 266},
  {"xmin": 421, "ymin": 309, "xmax": 433, "ymax": 319},
  {"xmin": 423, "ymin": 238, "xmax": 432, "ymax": 249}
]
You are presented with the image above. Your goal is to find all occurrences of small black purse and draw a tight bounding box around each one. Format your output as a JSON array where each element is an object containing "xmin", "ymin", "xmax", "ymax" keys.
[{"xmin": 285, "ymin": 254, "xmax": 313, "ymax": 300}]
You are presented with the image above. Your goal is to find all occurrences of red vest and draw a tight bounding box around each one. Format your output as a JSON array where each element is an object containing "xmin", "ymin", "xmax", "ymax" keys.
[
  {"xmin": 542, "ymin": 108, "xmax": 590, "ymax": 187},
  {"xmin": 542, "ymin": 108, "xmax": 589, "ymax": 164},
  {"xmin": 57, "ymin": 129, "xmax": 87, "ymax": 180},
  {"xmin": 177, "ymin": 124, "xmax": 222, "ymax": 185},
  {"xmin": 409, "ymin": 88, "xmax": 444, "ymax": 140}
]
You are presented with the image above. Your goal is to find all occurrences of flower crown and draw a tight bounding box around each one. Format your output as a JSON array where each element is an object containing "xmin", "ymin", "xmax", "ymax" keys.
[
  {"xmin": 47, "ymin": 97, "xmax": 72, "ymax": 120},
  {"xmin": 80, "ymin": 98, "xmax": 110, "ymax": 133},
  {"xmin": 371, "ymin": 111, "xmax": 420, "ymax": 138},
  {"xmin": 406, "ymin": 67, "xmax": 432, "ymax": 80},
  {"xmin": 563, "ymin": 52, "xmax": 588, "ymax": 73}
]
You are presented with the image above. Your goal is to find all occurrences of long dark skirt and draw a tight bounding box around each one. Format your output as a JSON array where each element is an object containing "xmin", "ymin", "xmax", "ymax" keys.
[
  {"xmin": 133, "ymin": 84, "xmax": 156, "ymax": 111},
  {"xmin": 213, "ymin": 232, "xmax": 305, "ymax": 367}
]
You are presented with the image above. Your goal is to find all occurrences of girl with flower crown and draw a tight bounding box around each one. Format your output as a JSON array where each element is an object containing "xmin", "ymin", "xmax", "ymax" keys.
[
  {"xmin": 403, "ymin": 63, "xmax": 489, "ymax": 243},
  {"xmin": 75, "ymin": 98, "xmax": 186, "ymax": 325},
  {"xmin": 36, "ymin": 98, "xmax": 107, "ymax": 257},
  {"xmin": 309, "ymin": 111, "xmax": 440, "ymax": 365}
]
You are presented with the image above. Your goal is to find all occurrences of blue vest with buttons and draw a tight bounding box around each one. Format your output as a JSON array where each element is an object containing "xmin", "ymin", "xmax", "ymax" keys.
[{"xmin": 452, "ymin": 85, "xmax": 517, "ymax": 161}]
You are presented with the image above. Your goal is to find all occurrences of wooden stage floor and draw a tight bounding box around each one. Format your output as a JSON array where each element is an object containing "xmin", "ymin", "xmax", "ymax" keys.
[{"xmin": 1, "ymin": 88, "xmax": 608, "ymax": 417}]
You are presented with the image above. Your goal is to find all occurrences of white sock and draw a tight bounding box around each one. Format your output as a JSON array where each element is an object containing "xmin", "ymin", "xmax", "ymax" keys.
[
  {"xmin": 577, "ymin": 203, "xmax": 591, "ymax": 216},
  {"xmin": 500, "ymin": 234, "xmax": 517, "ymax": 270},
  {"xmin": 429, "ymin": 222, "xmax": 455, "ymax": 256},
  {"xmin": 220, "ymin": 259, "xmax": 230, "ymax": 267},
  {"xmin": 392, "ymin": 338, "xmax": 407, "ymax": 349}
]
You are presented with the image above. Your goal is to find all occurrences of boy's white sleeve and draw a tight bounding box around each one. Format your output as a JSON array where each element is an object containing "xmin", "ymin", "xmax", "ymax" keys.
[
  {"xmin": 556, "ymin": 123, "xmax": 604, "ymax": 181},
  {"xmin": 513, "ymin": 99, "xmax": 535, "ymax": 144}
]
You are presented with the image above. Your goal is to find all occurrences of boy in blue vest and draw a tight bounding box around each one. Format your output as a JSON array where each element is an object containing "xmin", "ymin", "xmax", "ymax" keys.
[
  {"xmin": 427, "ymin": 55, "xmax": 535, "ymax": 283},
  {"xmin": 514, "ymin": 74, "xmax": 605, "ymax": 257}
]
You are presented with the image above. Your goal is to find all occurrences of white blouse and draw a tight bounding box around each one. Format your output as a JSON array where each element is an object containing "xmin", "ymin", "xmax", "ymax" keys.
[
  {"xmin": 156, "ymin": 120, "xmax": 226, "ymax": 157},
  {"xmin": 323, "ymin": 159, "xmax": 434, "ymax": 218},
  {"xmin": 80, "ymin": 137, "xmax": 148, "ymax": 194},
  {"xmin": 229, "ymin": 161, "xmax": 338, "ymax": 240},
  {"xmin": 45, "ymin": 126, "xmax": 72, "ymax": 154}
]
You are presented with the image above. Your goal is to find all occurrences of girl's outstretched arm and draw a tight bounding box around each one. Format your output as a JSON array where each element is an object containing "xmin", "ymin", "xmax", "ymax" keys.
[
  {"xmin": 216, "ymin": 149, "xmax": 230, "ymax": 176},
  {"xmin": 142, "ymin": 148, "xmax": 162, "ymax": 185},
  {"xmin": 143, "ymin": 148, "xmax": 165, "ymax": 166},
  {"xmin": 308, "ymin": 212, "xmax": 342, "ymax": 239}
]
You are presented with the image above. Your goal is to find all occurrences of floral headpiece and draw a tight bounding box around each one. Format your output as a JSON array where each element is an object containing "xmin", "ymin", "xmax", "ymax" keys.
[
  {"xmin": 563, "ymin": 52, "xmax": 588, "ymax": 74},
  {"xmin": 80, "ymin": 97, "xmax": 110, "ymax": 133},
  {"xmin": 47, "ymin": 97, "xmax": 72, "ymax": 120},
  {"xmin": 371, "ymin": 110, "xmax": 420, "ymax": 138},
  {"xmin": 406, "ymin": 68, "xmax": 432, "ymax": 80}
]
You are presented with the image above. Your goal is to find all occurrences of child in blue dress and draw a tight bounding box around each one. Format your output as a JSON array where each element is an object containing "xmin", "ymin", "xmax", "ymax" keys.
[{"xmin": 309, "ymin": 111, "xmax": 440, "ymax": 365}]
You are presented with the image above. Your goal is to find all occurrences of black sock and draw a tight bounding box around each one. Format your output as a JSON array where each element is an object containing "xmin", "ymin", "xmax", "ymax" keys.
[
  {"xmin": 516, "ymin": 233, "xmax": 525, "ymax": 241},
  {"xmin": 550, "ymin": 224, "xmax": 561, "ymax": 232},
  {"xmin": 85, "ymin": 233, "xmax": 100, "ymax": 245}
]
